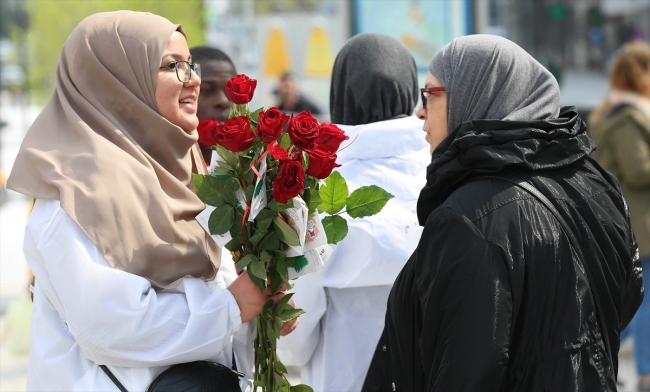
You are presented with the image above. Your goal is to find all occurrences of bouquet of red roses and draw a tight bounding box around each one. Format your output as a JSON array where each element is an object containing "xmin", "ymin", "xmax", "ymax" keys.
[{"xmin": 194, "ymin": 74, "xmax": 393, "ymax": 392}]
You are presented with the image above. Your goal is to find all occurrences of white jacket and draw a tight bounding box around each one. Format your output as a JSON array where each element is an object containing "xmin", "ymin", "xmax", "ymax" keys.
[
  {"xmin": 277, "ymin": 116, "xmax": 431, "ymax": 391},
  {"xmin": 24, "ymin": 199, "xmax": 255, "ymax": 391}
]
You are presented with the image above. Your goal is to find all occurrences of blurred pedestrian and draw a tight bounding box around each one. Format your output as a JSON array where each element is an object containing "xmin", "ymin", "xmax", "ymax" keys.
[
  {"xmin": 275, "ymin": 72, "xmax": 322, "ymax": 115},
  {"xmin": 590, "ymin": 40, "xmax": 650, "ymax": 392},
  {"xmin": 277, "ymin": 33, "xmax": 429, "ymax": 392},
  {"xmin": 189, "ymin": 45, "xmax": 237, "ymax": 164},
  {"xmin": 6, "ymin": 11, "xmax": 293, "ymax": 391},
  {"xmin": 362, "ymin": 34, "xmax": 643, "ymax": 392}
]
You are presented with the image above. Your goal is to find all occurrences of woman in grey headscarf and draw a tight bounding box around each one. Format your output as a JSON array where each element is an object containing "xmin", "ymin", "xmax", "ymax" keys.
[{"xmin": 362, "ymin": 35, "xmax": 642, "ymax": 392}]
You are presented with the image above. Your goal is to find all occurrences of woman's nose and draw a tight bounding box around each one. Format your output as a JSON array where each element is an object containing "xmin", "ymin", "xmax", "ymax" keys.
[
  {"xmin": 416, "ymin": 105, "xmax": 427, "ymax": 120},
  {"xmin": 186, "ymin": 71, "xmax": 201, "ymax": 87}
]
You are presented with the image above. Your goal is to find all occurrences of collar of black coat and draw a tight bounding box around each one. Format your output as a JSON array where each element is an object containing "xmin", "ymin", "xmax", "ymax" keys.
[{"xmin": 416, "ymin": 106, "xmax": 596, "ymax": 225}]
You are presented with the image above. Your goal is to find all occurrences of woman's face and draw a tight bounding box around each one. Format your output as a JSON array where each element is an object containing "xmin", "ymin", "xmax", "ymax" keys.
[
  {"xmin": 416, "ymin": 72, "xmax": 448, "ymax": 154},
  {"xmin": 155, "ymin": 31, "xmax": 201, "ymax": 133}
]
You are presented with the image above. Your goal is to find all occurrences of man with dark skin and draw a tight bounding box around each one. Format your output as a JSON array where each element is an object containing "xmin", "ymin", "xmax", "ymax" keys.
[{"xmin": 189, "ymin": 46, "xmax": 237, "ymax": 163}]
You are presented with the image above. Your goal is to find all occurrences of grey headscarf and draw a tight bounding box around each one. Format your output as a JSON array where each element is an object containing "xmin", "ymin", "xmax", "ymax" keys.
[
  {"xmin": 428, "ymin": 34, "xmax": 560, "ymax": 133},
  {"xmin": 330, "ymin": 33, "xmax": 418, "ymax": 126}
]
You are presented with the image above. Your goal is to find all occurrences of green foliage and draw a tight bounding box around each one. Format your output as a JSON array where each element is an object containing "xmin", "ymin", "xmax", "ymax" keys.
[
  {"xmin": 268, "ymin": 199, "xmax": 293, "ymax": 212},
  {"xmin": 290, "ymin": 385, "xmax": 314, "ymax": 392},
  {"xmin": 193, "ymin": 173, "xmax": 238, "ymax": 206},
  {"xmin": 322, "ymin": 215, "xmax": 348, "ymax": 244},
  {"xmin": 26, "ymin": 0, "xmax": 205, "ymax": 102},
  {"xmin": 277, "ymin": 308, "xmax": 305, "ymax": 323},
  {"xmin": 208, "ymin": 205, "xmax": 234, "ymax": 235},
  {"xmin": 193, "ymin": 174, "xmax": 224, "ymax": 206},
  {"xmin": 302, "ymin": 188, "xmax": 322, "ymax": 216},
  {"xmin": 272, "ymin": 217, "xmax": 301, "ymax": 247},
  {"xmin": 319, "ymin": 171, "xmax": 348, "ymax": 214},
  {"xmin": 250, "ymin": 107, "xmax": 264, "ymax": 124},
  {"xmin": 346, "ymin": 185, "xmax": 395, "ymax": 218},
  {"xmin": 216, "ymin": 145, "xmax": 239, "ymax": 170},
  {"xmin": 279, "ymin": 133, "xmax": 291, "ymax": 149}
]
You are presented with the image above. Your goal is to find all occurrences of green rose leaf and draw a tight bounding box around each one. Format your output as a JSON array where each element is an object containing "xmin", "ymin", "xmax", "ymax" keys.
[
  {"xmin": 217, "ymin": 160, "xmax": 233, "ymax": 171},
  {"xmin": 248, "ymin": 271, "xmax": 266, "ymax": 292},
  {"xmin": 243, "ymin": 168, "xmax": 255, "ymax": 190},
  {"xmin": 279, "ymin": 133, "xmax": 291, "ymax": 150},
  {"xmin": 322, "ymin": 215, "xmax": 348, "ymax": 244},
  {"xmin": 248, "ymin": 230, "xmax": 266, "ymax": 247},
  {"xmin": 236, "ymin": 253, "xmax": 255, "ymax": 271},
  {"xmin": 275, "ymin": 257, "xmax": 289, "ymax": 284},
  {"xmin": 211, "ymin": 166, "xmax": 232, "ymax": 179},
  {"xmin": 248, "ymin": 258, "xmax": 267, "ymax": 281},
  {"xmin": 275, "ymin": 360, "xmax": 288, "ymax": 374},
  {"xmin": 277, "ymin": 308, "xmax": 305, "ymax": 323},
  {"xmin": 259, "ymin": 231, "xmax": 281, "ymax": 251},
  {"xmin": 224, "ymin": 239, "xmax": 242, "ymax": 252},
  {"xmin": 290, "ymin": 385, "xmax": 314, "ymax": 392},
  {"xmin": 215, "ymin": 144, "xmax": 239, "ymax": 169},
  {"xmin": 272, "ymin": 217, "xmax": 301, "ymax": 247},
  {"xmin": 270, "ymin": 269, "xmax": 283, "ymax": 293},
  {"xmin": 230, "ymin": 209, "xmax": 244, "ymax": 240},
  {"xmin": 222, "ymin": 178, "xmax": 241, "ymax": 206},
  {"xmin": 255, "ymin": 209, "xmax": 277, "ymax": 232},
  {"xmin": 208, "ymin": 205, "xmax": 235, "ymax": 235},
  {"xmin": 319, "ymin": 171, "xmax": 348, "ymax": 214},
  {"xmin": 250, "ymin": 107, "xmax": 264, "ymax": 124},
  {"xmin": 273, "ymin": 292, "xmax": 294, "ymax": 316},
  {"xmin": 301, "ymin": 151, "xmax": 309, "ymax": 171},
  {"xmin": 192, "ymin": 174, "xmax": 225, "ymax": 207},
  {"xmin": 346, "ymin": 185, "xmax": 394, "ymax": 218},
  {"xmin": 303, "ymin": 188, "xmax": 323, "ymax": 217},
  {"xmin": 268, "ymin": 198, "xmax": 293, "ymax": 212}
]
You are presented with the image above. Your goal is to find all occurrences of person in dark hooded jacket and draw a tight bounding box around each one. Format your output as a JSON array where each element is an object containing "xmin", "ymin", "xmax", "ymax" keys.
[{"xmin": 362, "ymin": 34, "xmax": 644, "ymax": 392}]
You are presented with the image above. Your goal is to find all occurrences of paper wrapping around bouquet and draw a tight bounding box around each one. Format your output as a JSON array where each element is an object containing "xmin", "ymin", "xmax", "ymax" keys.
[{"xmin": 284, "ymin": 198, "xmax": 332, "ymax": 279}]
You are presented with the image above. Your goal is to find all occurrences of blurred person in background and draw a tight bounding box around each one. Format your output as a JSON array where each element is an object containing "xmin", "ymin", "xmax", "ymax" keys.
[
  {"xmin": 362, "ymin": 34, "xmax": 643, "ymax": 392},
  {"xmin": 275, "ymin": 72, "xmax": 322, "ymax": 115},
  {"xmin": 589, "ymin": 40, "xmax": 650, "ymax": 392},
  {"xmin": 6, "ymin": 11, "xmax": 295, "ymax": 391},
  {"xmin": 189, "ymin": 46, "xmax": 237, "ymax": 164},
  {"xmin": 277, "ymin": 33, "xmax": 430, "ymax": 392}
]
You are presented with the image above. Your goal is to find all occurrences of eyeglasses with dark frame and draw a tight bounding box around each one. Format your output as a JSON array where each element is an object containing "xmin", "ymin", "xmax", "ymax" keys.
[
  {"xmin": 159, "ymin": 61, "xmax": 201, "ymax": 83},
  {"xmin": 420, "ymin": 86, "xmax": 446, "ymax": 108}
]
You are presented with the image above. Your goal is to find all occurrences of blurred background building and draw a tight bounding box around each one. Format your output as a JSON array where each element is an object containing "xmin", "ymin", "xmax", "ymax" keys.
[{"xmin": 1, "ymin": 0, "xmax": 648, "ymax": 391}]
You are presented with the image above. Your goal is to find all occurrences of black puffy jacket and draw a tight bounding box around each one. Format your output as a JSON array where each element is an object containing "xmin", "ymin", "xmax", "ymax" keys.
[{"xmin": 362, "ymin": 108, "xmax": 643, "ymax": 392}]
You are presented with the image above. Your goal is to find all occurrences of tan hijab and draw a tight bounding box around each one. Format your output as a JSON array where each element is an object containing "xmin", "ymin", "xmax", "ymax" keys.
[{"xmin": 7, "ymin": 11, "xmax": 220, "ymax": 288}]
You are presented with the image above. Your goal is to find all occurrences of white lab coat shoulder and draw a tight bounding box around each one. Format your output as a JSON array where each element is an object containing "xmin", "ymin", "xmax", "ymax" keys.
[{"xmin": 24, "ymin": 199, "xmax": 255, "ymax": 391}]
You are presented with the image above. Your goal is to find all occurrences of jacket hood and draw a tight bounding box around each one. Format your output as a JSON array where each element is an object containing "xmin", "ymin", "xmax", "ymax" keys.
[
  {"xmin": 336, "ymin": 116, "xmax": 427, "ymax": 161},
  {"xmin": 417, "ymin": 106, "xmax": 596, "ymax": 224}
]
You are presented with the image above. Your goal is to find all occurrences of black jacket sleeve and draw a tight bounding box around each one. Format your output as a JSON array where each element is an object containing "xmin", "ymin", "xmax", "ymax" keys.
[{"xmin": 415, "ymin": 206, "xmax": 513, "ymax": 391}]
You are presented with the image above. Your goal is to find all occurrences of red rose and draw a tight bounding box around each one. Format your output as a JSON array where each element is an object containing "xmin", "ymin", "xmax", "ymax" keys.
[
  {"xmin": 272, "ymin": 160, "xmax": 305, "ymax": 203},
  {"xmin": 270, "ymin": 143, "xmax": 289, "ymax": 161},
  {"xmin": 306, "ymin": 144, "xmax": 341, "ymax": 179},
  {"xmin": 257, "ymin": 108, "xmax": 289, "ymax": 143},
  {"xmin": 197, "ymin": 118, "xmax": 220, "ymax": 147},
  {"xmin": 287, "ymin": 111, "xmax": 320, "ymax": 150},
  {"xmin": 315, "ymin": 123, "xmax": 349, "ymax": 153},
  {"xmin": 225, "ymin": 74, "xmax": 257, "ymax": 104},
  {"xmin": 215, "ymin": 116, "xmax": 255, "ymax": 152}
]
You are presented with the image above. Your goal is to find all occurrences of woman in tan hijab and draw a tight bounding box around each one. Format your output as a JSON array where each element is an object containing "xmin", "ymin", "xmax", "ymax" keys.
[{"xmin": 7, "ymin": 11, "xmax": 289, "ymax": 391}]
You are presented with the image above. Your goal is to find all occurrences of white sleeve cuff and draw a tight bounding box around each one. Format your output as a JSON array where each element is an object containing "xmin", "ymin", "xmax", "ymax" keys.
[{"xmin": 223, "ymin": 288, "xmax": 243, "ymax": 331}]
